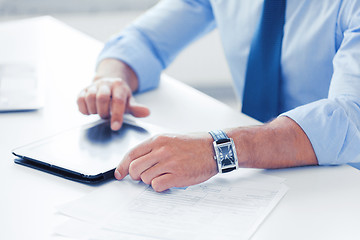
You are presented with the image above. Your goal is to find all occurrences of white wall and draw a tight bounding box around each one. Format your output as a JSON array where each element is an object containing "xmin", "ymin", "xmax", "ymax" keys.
[{"xmin": 0, "ymin": 0, "xmax": 158, "ymax": 15}]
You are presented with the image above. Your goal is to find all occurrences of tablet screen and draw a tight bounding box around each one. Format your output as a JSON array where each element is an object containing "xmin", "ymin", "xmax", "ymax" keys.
[{"xmin": 13, "ymin": 119, "xmax": 163, "ymax": 176}]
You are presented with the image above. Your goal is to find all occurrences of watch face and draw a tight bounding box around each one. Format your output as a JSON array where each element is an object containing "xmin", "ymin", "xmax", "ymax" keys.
[{"xmin": 218, "ymin": 143, "xmax": 235, "ymax": 167}]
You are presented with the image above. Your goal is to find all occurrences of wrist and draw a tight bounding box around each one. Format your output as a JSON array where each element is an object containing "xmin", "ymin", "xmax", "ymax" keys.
[
  {"xmin": 95, "ymin": 58, "xmax": 139, "ymax": 92},
  {"xmin": 225, "ymin": 116, "xmax": 318, "ymax": 169}
]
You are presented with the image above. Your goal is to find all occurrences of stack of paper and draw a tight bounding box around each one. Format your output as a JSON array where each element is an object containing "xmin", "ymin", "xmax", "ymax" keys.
[{"xmin": 55, "ymin": 169, "xmax": 288, "ymax": 240}]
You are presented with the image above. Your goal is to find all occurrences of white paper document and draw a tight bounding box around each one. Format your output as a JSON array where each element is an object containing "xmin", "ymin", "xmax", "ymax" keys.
[{"xmin": 55, "ymin": 170, "xmax": 288, "ymax": 240}]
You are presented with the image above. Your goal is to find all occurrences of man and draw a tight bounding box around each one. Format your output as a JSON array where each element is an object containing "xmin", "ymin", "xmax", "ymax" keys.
[{"xmin": 77, "ymin": 0, "xmax": 360, "ymax": 192}]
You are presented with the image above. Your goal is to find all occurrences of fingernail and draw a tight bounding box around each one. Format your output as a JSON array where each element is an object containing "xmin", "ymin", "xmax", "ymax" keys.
[
  {"xmin": 88, "ymin": 85, "xmax": 97, "ymax": 94},
  {"xmin": 114, "ymin": 170, "xmax": 122, "ymax": 180},
  {"xmin": 111, "ymin": 121, "xmax": 121, "ymax": 131},
  {"xmin": 78, "ymin": 90, "xmax": 86, "ymax": 97}
]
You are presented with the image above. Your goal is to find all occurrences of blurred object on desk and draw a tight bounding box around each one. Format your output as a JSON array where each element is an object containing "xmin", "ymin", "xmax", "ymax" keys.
[{"xmin": 0, "ymin": 63, "xmax": 43, "ymax": 112}]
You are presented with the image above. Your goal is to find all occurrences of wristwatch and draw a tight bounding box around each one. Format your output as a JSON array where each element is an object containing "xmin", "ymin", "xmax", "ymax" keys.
[{"xmin": 209, "ymin": 130, "xmax": 238, "ymax": 173}]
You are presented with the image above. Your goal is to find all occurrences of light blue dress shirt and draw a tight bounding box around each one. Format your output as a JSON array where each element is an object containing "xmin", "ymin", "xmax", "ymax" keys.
[{"xmin": 98, "ymin": 0, "xmax": 360, "ymax": 166}]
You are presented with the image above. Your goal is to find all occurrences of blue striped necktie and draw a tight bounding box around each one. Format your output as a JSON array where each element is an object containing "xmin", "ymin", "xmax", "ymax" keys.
[{"xmin": 242, "ymin": 0, "xmax": 286, "ymax": 122}]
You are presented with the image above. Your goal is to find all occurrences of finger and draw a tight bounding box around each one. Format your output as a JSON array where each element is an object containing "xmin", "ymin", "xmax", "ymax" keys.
[
  {"xmin": 151, "ymin": 174, "xmax": 175, "ymax": 192},
  {"xmin": 110, "ymin": 83, "xmax": 129, "ymax": 131},
  {"xmin": 129, "ymin": 155, "xmax": 160, "ymax": 182},
  {"xmin": 96, "ymin": 84, "xmax": 111, "ymax": 119},
  {"xmin": 127, "ymin": 97, "xmax": 150, "ymax": 118},
  {"xmin": 85, "ymin": 85, "xmax": 98, "ymax": 114},
  {"xmin": 77, "ymin": 90, "xmax": 89, "ymax": 115},
  {"xmin": 114, "ymin": 138, "xmax": 154, "ymax": 180},
  {"xmin": 140, "ymin": 162, "xmax": 168, "ymax": 185}
]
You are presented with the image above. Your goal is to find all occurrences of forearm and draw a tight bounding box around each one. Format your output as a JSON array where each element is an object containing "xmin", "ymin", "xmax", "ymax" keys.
[
  {"xmin": 227, "ymin": 116, "xmax": 318, "ymax": 169},
  {"xmin": 114, "ymin": 116, "xmax": 318, "ymax": 192},
  {"xmin": 95, "ymin": 58, "xmax": 139, "ymax": 92}
]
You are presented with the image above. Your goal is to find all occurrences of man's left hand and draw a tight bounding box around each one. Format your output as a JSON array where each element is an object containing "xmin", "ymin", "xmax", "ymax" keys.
[{"xmin": 114, "ymin": 133, "xmax": 218, "ymax": 192}]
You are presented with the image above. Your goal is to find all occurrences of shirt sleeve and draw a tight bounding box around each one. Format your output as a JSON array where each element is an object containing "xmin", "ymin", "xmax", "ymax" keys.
[
  {"xmin": 281, "ymin": 0, "xmax": 360, "ymax": 165},
  {"xmin": 97, "ymin": 0, "xmax": 215, "ymax": 93}
]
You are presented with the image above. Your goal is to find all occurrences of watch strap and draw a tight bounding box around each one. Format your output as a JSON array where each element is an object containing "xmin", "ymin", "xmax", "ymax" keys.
[
  {"xmin": 209, "ymin": 130, "xmax": 229, "ymax": 142},
  {"xmin": 222, "ymin": 166, "xmax": 237, "ymax": 173}
]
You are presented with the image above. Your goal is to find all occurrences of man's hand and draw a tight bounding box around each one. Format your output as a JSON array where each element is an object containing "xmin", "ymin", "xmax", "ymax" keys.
[
  {"xmin": 114, "ymin": 117, "xmax": 318, "ymax": 192},
  {"xmin": 77, "ymin": 59, "xmax": 150, "ymax": 131},
  {"xmin": 114, "ymin": 133, "xmax": 218, "ymax": 192}
]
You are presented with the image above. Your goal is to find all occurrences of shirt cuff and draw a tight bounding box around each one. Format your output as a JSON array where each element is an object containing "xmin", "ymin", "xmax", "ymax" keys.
[
  {"xmin": 280, "ymin": 98, "xmax": 360, "ymax": 165},
  {"xmin": 97, "ymin": 27, "xmax": 163, "ymax": 93}
]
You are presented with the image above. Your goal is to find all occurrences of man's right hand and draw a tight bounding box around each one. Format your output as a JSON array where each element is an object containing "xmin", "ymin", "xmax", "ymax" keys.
[{"xmin": 77, "ymin": 59, "xmax": 150, "ymax": 131}]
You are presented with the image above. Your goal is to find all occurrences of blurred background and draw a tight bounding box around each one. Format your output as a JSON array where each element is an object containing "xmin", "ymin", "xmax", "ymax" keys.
[{"xmin": 0, "ymin": 0, "xmax": 238, "ymax": 108}]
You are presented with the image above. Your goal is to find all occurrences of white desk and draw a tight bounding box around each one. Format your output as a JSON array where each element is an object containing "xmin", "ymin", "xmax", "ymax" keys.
[{"xmin": 1, "ymin": 17, "xmax": 360, "ymax": 240}]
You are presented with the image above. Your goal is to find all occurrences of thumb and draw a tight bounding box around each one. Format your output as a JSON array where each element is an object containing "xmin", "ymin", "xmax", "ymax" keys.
[
  {"xmin": 114, "ymin": 157, "xmax": 130, "ymax": 180},
  {"xmin": 127, "ymin": 97, "xmax": 150, "ymax": 118}
]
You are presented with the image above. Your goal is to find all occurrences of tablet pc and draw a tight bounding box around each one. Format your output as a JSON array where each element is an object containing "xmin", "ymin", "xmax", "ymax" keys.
[{"xmin": 12, "ymin": 118, "xmax": 164, "ymax": 184}]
